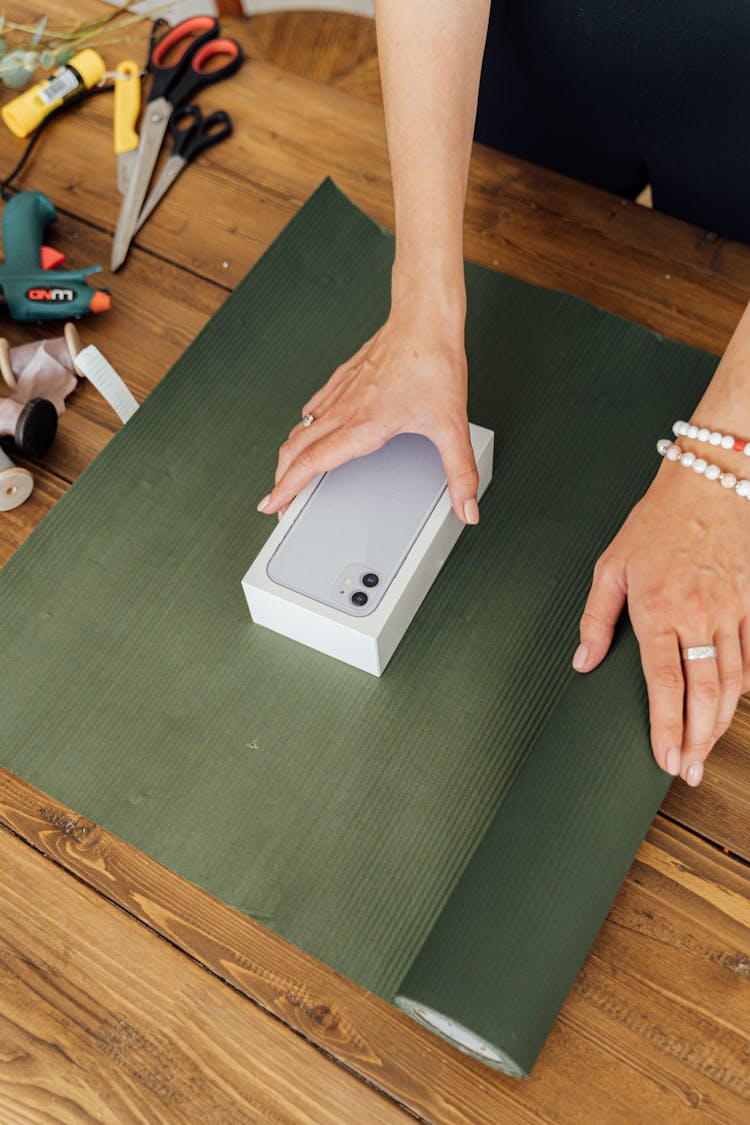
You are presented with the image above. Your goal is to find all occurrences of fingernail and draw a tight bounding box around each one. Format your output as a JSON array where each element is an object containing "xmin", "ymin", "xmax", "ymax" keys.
[
  {"xmin": 665, "ymin": 746, "xmax": 681, "ymax": 777},
  {"xmin": 686, "ymin": 761, "xmax": 704, "ymax": 787},
  {"xmin": 572, "ymin": 643, "xmax": 589, "ymax": 671},
  {"xmin": 256, "ymin": 494, "xmax": 271, "ymax": 513},
  {"xmin": 463, "ymin": 498, "xmax": 479, "ymax": 525}
]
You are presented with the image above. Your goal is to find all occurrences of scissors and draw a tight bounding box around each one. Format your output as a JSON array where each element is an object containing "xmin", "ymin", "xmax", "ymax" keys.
[
  {"xmin": 133, "ymin": 106, "xmax": 233, "ymax": 234},
  {"xmin": 111, "ymin": 15, "xmax": 242, "ymax": 271}
]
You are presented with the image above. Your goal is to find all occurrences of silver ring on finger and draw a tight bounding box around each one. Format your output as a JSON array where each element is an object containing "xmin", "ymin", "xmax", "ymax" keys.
[
  {"xmin": 682, "ymin": 644, "xmax": 718, "ymax": 661},
  {"xmin": 302, "ymin": 413, "xmax": 314, "ymax": 428}
]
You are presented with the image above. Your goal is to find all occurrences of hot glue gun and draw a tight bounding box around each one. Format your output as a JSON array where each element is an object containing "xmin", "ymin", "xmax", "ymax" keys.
[{"xmin": 0, "ymin": 191, "xmax": 112, "ymax": 322}]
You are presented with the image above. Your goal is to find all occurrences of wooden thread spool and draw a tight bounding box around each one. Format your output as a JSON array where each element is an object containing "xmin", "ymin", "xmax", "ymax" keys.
[
  {"xmin": 0, "ymin": 323, "xmax": 84, "ymax": 511},
  {"xmin": 0, "ymin": 445, "xmax": 33, "ymax": 511},
  {"xmin": 0, "ymin": 323, "xmax": 84, "ymax": 391},
  {"xmin": 65, "ymin": 322, "xmax": 83, "ymax": 369},
  {"xmin": 0, "ymin": 338, "xmax": 15, "ymax": 391}
]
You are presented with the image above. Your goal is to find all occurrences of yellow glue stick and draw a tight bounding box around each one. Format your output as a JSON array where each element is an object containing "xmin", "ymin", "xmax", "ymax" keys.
[{"xmin": 1, "ymin": 49, "xmax": 106, "ymax": 139}]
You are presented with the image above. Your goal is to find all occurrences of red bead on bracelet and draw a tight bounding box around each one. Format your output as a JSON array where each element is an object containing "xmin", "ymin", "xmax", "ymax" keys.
[{"xmin": 672, "ymin": 420, "xmax": 750, "ymax": 456}]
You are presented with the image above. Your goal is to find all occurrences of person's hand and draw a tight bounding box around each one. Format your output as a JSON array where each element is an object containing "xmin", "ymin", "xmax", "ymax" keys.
[
  {"xmin": 573, "ymin": 455, "xmax": 750, "ymax": 786},
  {"xmin": 256, "ymin": 294, "xmax": 480, "ymax": 524}
]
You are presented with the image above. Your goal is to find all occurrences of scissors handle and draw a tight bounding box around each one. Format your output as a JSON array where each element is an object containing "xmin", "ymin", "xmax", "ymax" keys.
[
  {"xmin": 169, "ymin": 107, "xmax": 233, "ymax": 163},
  {"xmin": 148, "ymin": 17, "xmax": 170, "ymax": 59},
  {"xmin": 148, "ymin": 15, "xmax": 219, "ymax": 103},
  {"xmin": 166, "ymin": 38, "xmax": 243, "ymax": 110}
]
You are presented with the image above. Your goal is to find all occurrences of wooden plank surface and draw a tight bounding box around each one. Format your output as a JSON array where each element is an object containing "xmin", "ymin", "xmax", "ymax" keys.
[
  {"xmin": 663, "ymin": 717, "xmax": 750, "ymax": 864},
  {"xmin": 0, "ymin": 771, "xmax": 747, "ymax": 1125},
  {"xmin": 1, "ymin": 3, "xmax": 749, "ymax": 1121},
  {"xmin": 0, "ymin": 824, "xmax": 410, "ymax": 1125},
  {"xmin": 246, "ymin": 9, "xmax": 379, "ymax": 97}
]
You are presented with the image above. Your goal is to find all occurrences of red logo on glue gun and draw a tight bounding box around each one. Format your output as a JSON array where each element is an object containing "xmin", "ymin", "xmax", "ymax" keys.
[
  {"xmin": 26, "ymin": 286, "xmax": 76, "ymax": 302},
  {"xmin": 25, "ymin": 288, "xmax": 77, "ymax": 306}
]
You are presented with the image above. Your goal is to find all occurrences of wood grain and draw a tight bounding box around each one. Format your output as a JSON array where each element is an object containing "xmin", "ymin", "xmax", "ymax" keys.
[
  {"xmin": 0, "ymin": 464, "xmax": 62, "ymax": 564},
  {"xmin": 246, "ymin": 11, "xmax": 378, "ymax": 95},
  {"xmin": 218, "ymin": 0, "xmax": 244, "ymax": 17},
  {"xmin": 663, "ymin": 715, "xmax": 750, "ymax": 863},
  {"xmin": 0, "ymin": 769, "xmax": 747, "ymax": 1125},
  {"xmin": 0, "ymin": 824, "xmax": 410, "ymax": 1125}
]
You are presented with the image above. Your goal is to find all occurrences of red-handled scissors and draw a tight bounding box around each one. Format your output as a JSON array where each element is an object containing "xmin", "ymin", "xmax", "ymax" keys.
[{"xmin": 111, "ymin": 16, "xmax": 242, "ymax": 271}]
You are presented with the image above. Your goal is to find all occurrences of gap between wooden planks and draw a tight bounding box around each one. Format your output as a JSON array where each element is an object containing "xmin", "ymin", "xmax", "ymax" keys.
[{"xmin": 0, "ymin": 769, "xmax": 747, "ymax": 1125}]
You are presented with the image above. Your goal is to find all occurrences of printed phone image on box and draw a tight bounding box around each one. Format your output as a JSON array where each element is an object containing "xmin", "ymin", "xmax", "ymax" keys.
[{"xmin": 243, "ymin": 425, "xmax": 494, "ymax": 675}]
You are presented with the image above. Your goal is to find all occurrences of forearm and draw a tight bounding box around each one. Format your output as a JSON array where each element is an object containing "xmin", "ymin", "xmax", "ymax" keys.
[
  {"xmin": 375, "ymin": 0, "xmax": 490, "ymax": 317},
  {"xmin": 668, "ymin": 301, "xmax": 750, "ymax": 471},
  {"xmin": 692, "ymin": 301, "xmax": 750, "ymax": 429}
]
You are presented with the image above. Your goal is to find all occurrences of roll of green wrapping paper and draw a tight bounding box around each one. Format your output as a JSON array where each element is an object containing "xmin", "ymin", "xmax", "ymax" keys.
[{"xmin": 0, "ymin": 181, "xmax": 719, "ymax": 1076}]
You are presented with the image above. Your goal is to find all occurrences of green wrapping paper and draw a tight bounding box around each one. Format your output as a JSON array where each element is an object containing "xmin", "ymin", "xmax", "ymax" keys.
[{"xmin": 0, "ymin": 181, "xmax": 719, "ymax": 1076}]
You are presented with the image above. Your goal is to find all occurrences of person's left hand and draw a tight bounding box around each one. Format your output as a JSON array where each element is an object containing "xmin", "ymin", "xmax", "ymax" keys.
[{"xmin": 573, "ymin": 454, "xmax": 750, "ymax": 786}]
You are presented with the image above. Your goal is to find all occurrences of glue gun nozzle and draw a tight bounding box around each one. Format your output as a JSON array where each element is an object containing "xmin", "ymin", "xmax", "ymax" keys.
[{"xmin": 89, "ymin": 289, "xmax": 112, "ymax": 314}]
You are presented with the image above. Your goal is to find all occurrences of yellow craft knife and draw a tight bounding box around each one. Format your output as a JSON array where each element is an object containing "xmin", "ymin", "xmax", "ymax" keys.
[{"xmin": 113, "ymin": 60, "xmax": 142, "ymax": 196}]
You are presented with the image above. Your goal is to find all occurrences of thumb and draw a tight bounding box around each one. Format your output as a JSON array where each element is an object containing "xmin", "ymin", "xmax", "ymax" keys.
[
  {"xmin": 436, "ymin": 421, "xmax": 481, "ymax": 524},
  {"xmin": 574, "ymin": 554, "xmax": 627, "ymax": 672}
]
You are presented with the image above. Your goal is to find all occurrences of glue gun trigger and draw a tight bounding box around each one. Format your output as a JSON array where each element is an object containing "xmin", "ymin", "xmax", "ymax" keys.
[{"xmin": 40, "ymin": 246, "xmax": 66, "ymax": 270}]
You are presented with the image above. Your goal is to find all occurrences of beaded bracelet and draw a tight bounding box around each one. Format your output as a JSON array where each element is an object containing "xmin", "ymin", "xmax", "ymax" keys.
[
  {"xmin": 657, "ymin": 439, "xmax": 750, "ymax": 498},
  {"xmin": 672, "ymin": 419, "xmax": 750, "ymax": 455}
]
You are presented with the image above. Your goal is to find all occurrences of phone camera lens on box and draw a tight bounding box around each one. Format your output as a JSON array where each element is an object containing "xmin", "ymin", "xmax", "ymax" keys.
[
  {"xmin": 351, "ymin": 590, "xmax": 368, "ymax": 606},
  {"xmin": 362, "ymin": 573, "xmax": 379, "ymax": 588}
]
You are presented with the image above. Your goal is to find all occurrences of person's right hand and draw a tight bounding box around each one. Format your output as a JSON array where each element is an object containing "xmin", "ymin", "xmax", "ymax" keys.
[{"xmin": 256, "ymin": 291, "xmax": 480, "ymax": 524}]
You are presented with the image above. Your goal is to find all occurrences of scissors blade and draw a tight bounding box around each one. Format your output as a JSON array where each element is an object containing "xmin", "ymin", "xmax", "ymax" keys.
[
  {"xmin": 110, "ymin": 96, "xmax": 172, "ymax": 272},
  {"xmin": 134, "ymin": 155, "xmax": 187, "ymax": 235},
  {"xmin": 117, "ymin": 150, "xmax": 137, "ymax": 196}
]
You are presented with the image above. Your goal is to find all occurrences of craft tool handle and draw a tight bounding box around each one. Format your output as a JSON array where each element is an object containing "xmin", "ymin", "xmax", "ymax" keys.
[
  {"xmin": 148, "ymin": 15, "xmax": 219, "ymax": 104},
  {"xmin": 0, "ymin": 273, "xmax": 111, "ymax": 322},
  {"xmin": 0, "ymin": 190, "xmax": 57, "ymax": 271},
  {"xmin": 167, "ymin": 39, "xmax": 243, "ymax": 110},
  {"xmin": 171, "ymin": 108, "xmax": 233, "ymax": 162},
  {"xmin": 0, "ymin": 192, "xmax": 111, "ymax": 321},
  {"xmin": 114, "ymin": 61, "xmax": 141, "ymax": 155},
  {"xmin": 168, "ymin": 103, "xmax": 202, "ymax": 150},
  {"xmin": 1, "ymin": 49, "xmax": 106, "ymax": 139}
]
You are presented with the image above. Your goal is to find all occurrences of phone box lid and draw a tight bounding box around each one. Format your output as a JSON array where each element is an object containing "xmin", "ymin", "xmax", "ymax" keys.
[{"xmin": 242, "ymin": 423, "xmax": 494, "ymax": 675}]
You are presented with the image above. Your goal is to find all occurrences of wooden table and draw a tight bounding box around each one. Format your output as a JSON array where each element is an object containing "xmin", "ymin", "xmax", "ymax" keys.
[{"xmin": 1, "ymin": 6, "xmax": 749, "ymax": 1122}]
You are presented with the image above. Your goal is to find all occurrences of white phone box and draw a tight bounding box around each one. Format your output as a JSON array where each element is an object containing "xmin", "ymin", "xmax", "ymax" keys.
[{"xmin": 242, "ymin": 424, "xmax": 494, "ymax": 676}]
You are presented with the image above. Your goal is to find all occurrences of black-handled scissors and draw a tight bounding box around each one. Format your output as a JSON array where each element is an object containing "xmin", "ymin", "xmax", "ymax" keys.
[
  {"xmin": 111, "ymin": 15, "xmax": 243, "ymax": 271},
  {"xmin": 134, "ymin": 106, "xmax": 234, "ymax": 234},
  {"xmin": 147, "ymin": 16, "xmax": 243, "ymax": 109}
]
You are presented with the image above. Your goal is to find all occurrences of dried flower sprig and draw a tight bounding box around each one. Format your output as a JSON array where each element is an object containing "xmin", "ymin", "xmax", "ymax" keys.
[{"xmin": 0, "ymin": 2, "xmax": 169, "ymax": 88}]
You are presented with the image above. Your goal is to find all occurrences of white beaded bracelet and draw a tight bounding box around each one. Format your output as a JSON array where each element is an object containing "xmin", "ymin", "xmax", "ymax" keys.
[
  {"xmin": 672, "ymin": 419, "xmax": 750, "ymax": 455},
  {"xmin": 657, "ymin": 439, "xmax": 750, "ymax": 498}
]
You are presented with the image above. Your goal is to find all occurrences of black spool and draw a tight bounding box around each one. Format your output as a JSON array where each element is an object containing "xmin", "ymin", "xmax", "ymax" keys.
[{"xmin": 14, "ymin": 397, "xmax": 58, "ymax": 458}]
